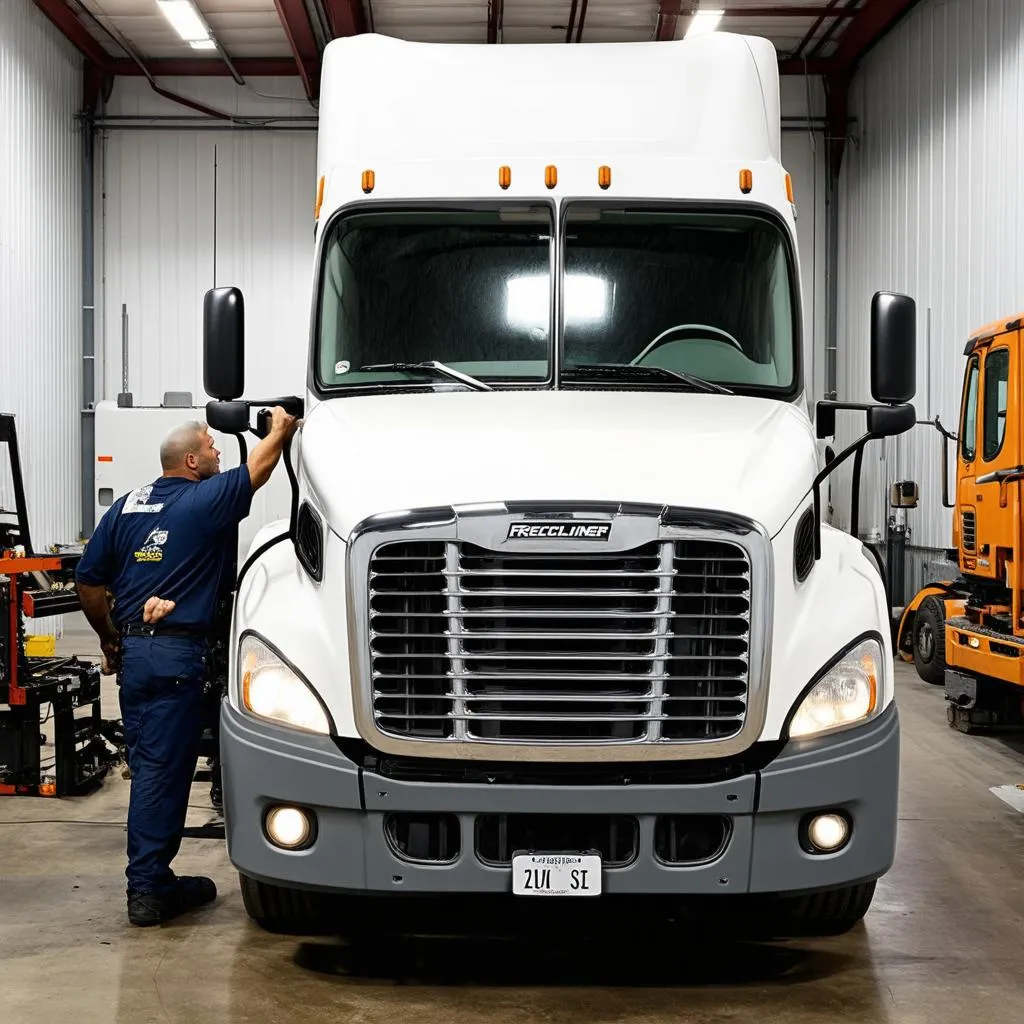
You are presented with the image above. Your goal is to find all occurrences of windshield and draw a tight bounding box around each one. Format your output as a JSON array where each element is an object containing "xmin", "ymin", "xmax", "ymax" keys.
[
  {"xmin": 315, "ymin": 206, "xmax": 554, "ymax": 388},
  {"xmin": 314, "ymin": 204, "xmax": 798, "ymax": 395},
  {"xmin": 562, "ymin": 206, "xmax": 796, "ymax": 393}
]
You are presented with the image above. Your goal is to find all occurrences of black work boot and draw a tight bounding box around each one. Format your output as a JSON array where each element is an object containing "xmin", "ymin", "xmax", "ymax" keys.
[{"xmin": 127, "ymin": 876, "xmax": 217, "ymax": 927}]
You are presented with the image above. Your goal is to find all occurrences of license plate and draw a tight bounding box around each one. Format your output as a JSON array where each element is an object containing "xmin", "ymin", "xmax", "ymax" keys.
[{"xmin": 512, "ymin": 853, "xmax": 602, "ymax": 896}]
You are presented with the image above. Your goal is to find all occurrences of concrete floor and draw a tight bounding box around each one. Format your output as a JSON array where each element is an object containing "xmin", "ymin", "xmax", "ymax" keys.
[{"xmin": 3, "ymin": 621, "xmax": 1024, "ymax": 1024}]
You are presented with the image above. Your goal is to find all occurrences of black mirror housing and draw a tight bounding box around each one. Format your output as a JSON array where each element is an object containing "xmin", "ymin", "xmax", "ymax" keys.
[
  {"xmin": 867, "ymin": 402, "xmax": 916, "ymax": 437},
  {"xmin": 870, "ymin": 291, "xmax": 916, "ymax": 404},
  {"xmin": 206, "ymin": 400, "xmax": 250, "ymax": 434},
  {"xmin": 204, "ymin": 286, "xmax": 245, "ymax": 401}
]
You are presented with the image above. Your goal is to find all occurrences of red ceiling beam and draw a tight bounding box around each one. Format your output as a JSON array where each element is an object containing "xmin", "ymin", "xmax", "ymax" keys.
[
  {"xmin": 32, "ymin": 0, "xmax": 113, "ymax": 69},
  {"xmin": 830, "ymin": 0, "xmax": 923, "ymax": 72},
  {"xmin": 272, "ymin": 0, "xmax": 322, "ymax": 100},
  {"xmin": 324, "ymin": 0, "xmax": 367, "ymax": 37}
]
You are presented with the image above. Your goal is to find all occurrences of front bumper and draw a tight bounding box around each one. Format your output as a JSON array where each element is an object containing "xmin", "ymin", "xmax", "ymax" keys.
[{"xmin": 221, "ymin": 702, "xmax": 899, "ymax": 897}]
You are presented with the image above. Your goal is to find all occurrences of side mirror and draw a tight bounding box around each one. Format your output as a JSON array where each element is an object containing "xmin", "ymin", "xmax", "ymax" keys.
[
  {"xmin": 204, "ymin": 286, "xmax": 245, "ymax": 401},
  {"xmin": 870, "ymin": 291, "xmax": 916, "ymax": 404}
]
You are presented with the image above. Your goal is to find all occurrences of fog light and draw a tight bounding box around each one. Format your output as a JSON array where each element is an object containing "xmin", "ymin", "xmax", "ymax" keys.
[
  {"xmin": 265, "ymin": 806, "xmax": 313, "ymax": 850},
  {"xmin": 806, "ymin": 813, "xmax": 850, "ymax": 853}
]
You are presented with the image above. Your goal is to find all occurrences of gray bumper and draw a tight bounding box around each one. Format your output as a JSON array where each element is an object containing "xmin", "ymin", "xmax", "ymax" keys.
[{"xmin": 221, "ymin": 702, "xmax": 899, "ymax": 897}]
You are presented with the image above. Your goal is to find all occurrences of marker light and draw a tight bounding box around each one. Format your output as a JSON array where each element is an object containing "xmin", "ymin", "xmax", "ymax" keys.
[
  {"xmin": 789, "ymin": 638, "xmax": 881, "ymax": 739},
  {"xmin": 739, "ymin": 169, "xmax": 753, "ymax": 194},
  {"xmin": 265, "ymin": 806, "xmax": 313, "ymax": 850},
  {"xmin": 598, "ymin": 165, "xmax": 612, "ymax": 190},
  {"xmin": 314, "ymin": 175, "xmax": 325, "ymax": 219},
  {"xmin": 545, "ymin": 165, "xmax": 558, "ymax": 189},
  {"xmin": 361, "ymin": 169, "xmax": 375, "ymax": 194},
  {"xmin": 806, "ymin": 813, "xmax": 851, "ymax": 853},
  {"xmin": 499, "ymin": 165, "xmax": 511, "ymax": 190},
  {"xmin": 785, "ymin": 172, "xmax": 795, "ymax": 204}
]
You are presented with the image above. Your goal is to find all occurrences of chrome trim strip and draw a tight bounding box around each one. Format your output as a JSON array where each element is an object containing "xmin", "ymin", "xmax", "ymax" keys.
[{"xmin": 346, "ymin": 502, "xmax": 773, "ymax": 762}]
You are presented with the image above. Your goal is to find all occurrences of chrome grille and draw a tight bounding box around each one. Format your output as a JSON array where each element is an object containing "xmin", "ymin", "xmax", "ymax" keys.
[
  {"xmin": 961, "ymin": 510, "xmax": 976, "ymax": 552},
  {"xmin": 368, "ymin": 537, "xmax": 751, "ymax": 744}
]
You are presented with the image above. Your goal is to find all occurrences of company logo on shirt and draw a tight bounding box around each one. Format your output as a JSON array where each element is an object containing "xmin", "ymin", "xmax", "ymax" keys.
[
  {"xmin": 134, "ymin": 528, "xmax": 169, "ymax": 563},
  {"xmin": 123, "ymin": 486, "xmax": 165, "ymax": 515}
]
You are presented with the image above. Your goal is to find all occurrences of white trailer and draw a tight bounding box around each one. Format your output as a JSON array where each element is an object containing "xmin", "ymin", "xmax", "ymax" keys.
[{"xmin": 192, "ymin": 31, "xmax": 916, "ymax": 936}]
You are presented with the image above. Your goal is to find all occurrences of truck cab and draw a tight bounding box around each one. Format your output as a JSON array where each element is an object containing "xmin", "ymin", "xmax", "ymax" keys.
[
  {"xmin": 901, "ymin": 314, "xmax": 1024, "ymax": 730},
  {"xmin": 202, "ymin": 32, "xmax": 916, "ymax": 939}
]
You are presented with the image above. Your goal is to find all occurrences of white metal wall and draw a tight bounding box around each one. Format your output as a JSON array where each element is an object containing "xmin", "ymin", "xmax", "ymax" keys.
[
  {"xmin": 0, "ymin": 0, "xmax": 82, "ymax": 551},
  {"xmin": 834, "ymin": 0, "xmax": 1024, "ymax": 554},
  {"xmin": 97, "ymin": 75, "xmax": 827, "ymax": 411},
  {"xmin": 97, "ymin": 77, "xmax": 317, "ymax": 404}
]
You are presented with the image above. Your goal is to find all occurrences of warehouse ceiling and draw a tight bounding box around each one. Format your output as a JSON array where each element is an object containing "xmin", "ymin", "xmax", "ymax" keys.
[{"xmin": 33, "ymin": 0, "xmax": 922, "ymax": 103}]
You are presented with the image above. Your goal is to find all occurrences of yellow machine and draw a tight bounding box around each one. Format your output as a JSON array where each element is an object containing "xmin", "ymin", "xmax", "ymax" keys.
[{"xmin": 898, "ymin": 312, "xmax": 1024, "ymax": 731}]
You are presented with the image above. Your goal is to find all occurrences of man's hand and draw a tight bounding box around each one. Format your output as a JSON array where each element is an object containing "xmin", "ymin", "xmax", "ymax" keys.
[
  {"xmin": 143, "ymin": 596, "xmax": 176, "ymax": 624},
  {"xmin": 270, "ymin": 405, "xmax": 299, "ymax": 438},
  {"xmin": 100, "ymin": 637, "xmax": 120, "ymax": 676},
  {"xmin": 247, "ymin": 406, "xmax": 301, "ymax": 492}
]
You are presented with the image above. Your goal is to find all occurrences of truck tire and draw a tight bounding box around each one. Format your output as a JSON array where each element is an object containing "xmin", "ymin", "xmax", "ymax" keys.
[
  {"xmin": 774, "ymin": 881, "xmax": 877, "ymax": 937},
  {"xmin": 238, "ymin": 873, "xmax": 333, "ymax": 935},
  {"xmin": 912, "ymin": 597, "xmax": 946, "ymax": 685}
]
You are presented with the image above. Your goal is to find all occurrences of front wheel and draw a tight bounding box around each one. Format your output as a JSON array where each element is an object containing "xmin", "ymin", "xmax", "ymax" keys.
[
  {"xmin": 912, "ymin": 597, "xmax": 947, "ymax": 685},
  {"xmin": 239, "ymin": 873, "xmax": 334, "ymax": 935},
  {"xmin": 770, "ymin": 881, "xmax": 877, "ymax": 937}
]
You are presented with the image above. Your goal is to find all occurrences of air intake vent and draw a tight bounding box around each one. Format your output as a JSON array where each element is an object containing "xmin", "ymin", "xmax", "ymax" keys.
[
  {"xmin": 296, "ymin": 502, "xmax": 324, "ymax": 582},
  {"xmin": 793, "ymin": 508, "xmax": 815, "ymax": 582},
  {"xmin": 961, "ymin": 510, "xmax": 976, "ymax": 553}
]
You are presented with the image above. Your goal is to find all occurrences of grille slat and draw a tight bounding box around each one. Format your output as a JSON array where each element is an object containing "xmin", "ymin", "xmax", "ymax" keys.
[
  {"xmin": 962, "ymin": 510, "xmax": 976, "ymax": 552},
  {"xmin": 369, "ymin": 536, "xmax": 752, "ymax": 744}
]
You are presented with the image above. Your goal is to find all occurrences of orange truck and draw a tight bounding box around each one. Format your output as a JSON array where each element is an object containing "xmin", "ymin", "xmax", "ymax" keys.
[{"xmin": 898, "ymin": 312, "xmax": 1024, "ymax": 732}]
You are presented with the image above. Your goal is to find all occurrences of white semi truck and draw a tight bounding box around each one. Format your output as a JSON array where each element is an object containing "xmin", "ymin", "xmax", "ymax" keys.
[{"xmin": 195, "ymin": 31, "xmax": 918, "ymax": 937}]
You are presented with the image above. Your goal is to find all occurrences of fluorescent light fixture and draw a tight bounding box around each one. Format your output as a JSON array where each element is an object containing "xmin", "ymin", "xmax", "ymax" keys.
[
  {"xmin": 685, "ymin": 8, "xmax": 724, "ymax": 38},
  {"xmin": 156, "ymin": 0, "xmax": 211, "ymax": 45},
  {"xmin": 506, "ymin": 274, "xmax": 609, "ymax": 330},
  {"xmin": 190, "ymin": 39, "xmax": 217, "ymax": 50}
]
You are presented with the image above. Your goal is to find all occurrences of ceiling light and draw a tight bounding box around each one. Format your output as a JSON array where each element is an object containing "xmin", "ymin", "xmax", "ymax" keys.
[
  {"xmin": 190, "ymin": 39, "xmax": 217, "ymax": 50},
  {"xmin": 685, "ymin": 8, "xmax": 724, "ymax": 38},
  {"xmin": 156, "ymin": 0, "xmax": 211, "ymax": 45}
]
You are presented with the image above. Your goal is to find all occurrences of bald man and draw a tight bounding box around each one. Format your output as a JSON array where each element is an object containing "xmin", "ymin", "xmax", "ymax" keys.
[{"xmin": 76, "ymin": 407, "xmax": 297, "ymax": 926}]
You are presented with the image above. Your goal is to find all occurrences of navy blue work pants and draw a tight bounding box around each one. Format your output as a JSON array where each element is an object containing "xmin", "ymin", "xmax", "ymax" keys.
[{"xmin": 118, "ymin": 635, "xmax": 208, "ymax": 894}]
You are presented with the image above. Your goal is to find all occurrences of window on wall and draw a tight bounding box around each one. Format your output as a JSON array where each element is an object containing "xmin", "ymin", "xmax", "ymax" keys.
[
  {"xmin": 961, "ymin": 357, "xmax": 979, "ymax": 462},
  {"xmin": 983, "ymin": 348, "xmax": 1010, "ymax": 461}
]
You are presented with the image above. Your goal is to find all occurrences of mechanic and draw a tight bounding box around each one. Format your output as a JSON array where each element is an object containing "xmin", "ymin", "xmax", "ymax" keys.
[{"xmin": 76, "ymin": 408, "xmax": 297, "ymax": 927}]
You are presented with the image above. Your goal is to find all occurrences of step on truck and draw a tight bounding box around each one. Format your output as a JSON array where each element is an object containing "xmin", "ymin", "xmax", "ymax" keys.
[{"xmin": 200, "ymin": 31, "xmax": 917, "ymax": 938}]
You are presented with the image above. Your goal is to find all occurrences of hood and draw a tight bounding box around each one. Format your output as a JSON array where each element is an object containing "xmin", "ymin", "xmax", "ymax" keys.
[{"xmin": 299, "ymin": 389, "xmax": 817, "ymax": 539}]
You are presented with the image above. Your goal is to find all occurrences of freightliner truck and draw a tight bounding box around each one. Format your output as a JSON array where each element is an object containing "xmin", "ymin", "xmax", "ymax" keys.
[{"xmin": 198, "ymin": 31, "xmax": 918, "ymax": 937}]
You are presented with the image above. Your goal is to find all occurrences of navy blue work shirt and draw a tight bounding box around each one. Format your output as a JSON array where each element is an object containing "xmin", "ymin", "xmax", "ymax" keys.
[{"xmin": 75, "ymin": 465, "xmax": 253, "ymax": 630}]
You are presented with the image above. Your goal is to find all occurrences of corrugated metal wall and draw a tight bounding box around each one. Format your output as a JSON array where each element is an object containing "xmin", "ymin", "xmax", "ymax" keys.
[
  {"xmin": 834, "ymin": 0, "xmax": 1024, "ymax": 566},
  {"xmin": 0, "ymin": 0, "xmax": 82, "ymax": 550},
  {"xmin": 96, "ymin": 78, "xmax": 316, "ymax": 404}
]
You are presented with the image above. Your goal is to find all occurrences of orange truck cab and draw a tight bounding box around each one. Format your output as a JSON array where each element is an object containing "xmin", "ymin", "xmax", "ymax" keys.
[{"xmin": 898, "ymin": 313, "xmax": 1024, "ymax": 732}]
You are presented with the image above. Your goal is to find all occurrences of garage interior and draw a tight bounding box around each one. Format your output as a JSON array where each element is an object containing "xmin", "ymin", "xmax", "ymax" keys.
[{"xmin": 3, "ymin": 0, "xmax": 1024, "ymax": 1021}]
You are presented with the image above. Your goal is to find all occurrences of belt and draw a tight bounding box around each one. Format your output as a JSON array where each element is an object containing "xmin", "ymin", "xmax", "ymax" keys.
[{"xmin": 120, "ymin": 623, "xmax": 211, "ymax": 640}]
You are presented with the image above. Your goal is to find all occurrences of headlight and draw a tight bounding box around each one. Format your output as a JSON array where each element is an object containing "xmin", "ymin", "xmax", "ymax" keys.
[
  {"xmin": 239, "ymin": 634, "xmax": 330, "ymax": 735},
  {"xmin": 788, "ymin": 637, "xmax": 881, "ymax": 739}
]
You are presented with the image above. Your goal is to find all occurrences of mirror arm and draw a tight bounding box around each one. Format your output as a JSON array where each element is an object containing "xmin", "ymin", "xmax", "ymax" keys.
[{"xmin": 812, "ymin": 430, "xmax": 875, "ymax": 560}]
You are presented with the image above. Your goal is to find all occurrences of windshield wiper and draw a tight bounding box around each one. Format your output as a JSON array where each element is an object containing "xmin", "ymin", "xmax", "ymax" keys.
[
  {"xmin": 565, "ymin": 363, "xmax": 733, "ymax": 395},
  {"xmin": 356, "ymin": 361, "xmax": 494, "ymax": 392}
]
